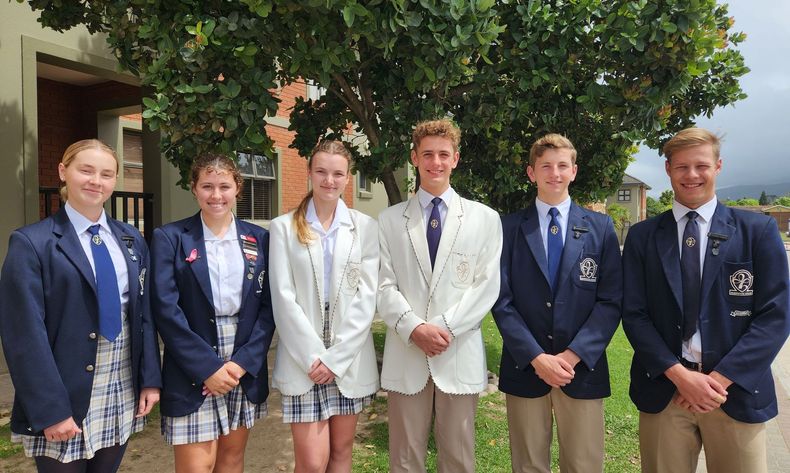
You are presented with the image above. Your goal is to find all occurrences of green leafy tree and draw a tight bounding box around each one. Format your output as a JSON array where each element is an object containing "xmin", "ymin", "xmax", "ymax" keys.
[
  {"xmin": 607, "ymin": 203, "xmax": 632, "ymax": 241},
  {"xmin": 775, "ymin": 196, "xmax": 790, "ymax": 207},
  {"xmin": 22, "ymin": 0, "xmax": 749, "ymax": 211},
  {"xmin": 646, "ymin": 195, "xmax": 667, "ymax": 218},
  {"xmin": 758, "ymin": 190, "xmax": 769, "ymax": 205},
  {"xmin": 726, "ymin": 198, "xmax": 760, "ymax": 206},
  {"xmin": 658, "ymin": 189, "xmax": 675, "ymax": 209}
]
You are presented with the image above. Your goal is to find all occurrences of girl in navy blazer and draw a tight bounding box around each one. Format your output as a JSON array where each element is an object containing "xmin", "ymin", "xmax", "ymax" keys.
[
  {"xmin": 0, "ymin": 139, "xmax": 162, "ymax": 473},
  {"xmin": 151, "ymin": 153, "xmax": 274, "ymax": 472}
]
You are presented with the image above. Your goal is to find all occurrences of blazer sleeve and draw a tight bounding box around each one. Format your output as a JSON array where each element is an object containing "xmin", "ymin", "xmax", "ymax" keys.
[
  {"xmin": 621, "ymin": 227, "xmax": 680, "ymax": 378},
  {"xmin": 150, "ymin": 228, "xmax": 224, "ymax": 383},
  {"xmin": 427, "ymin": 212, "xmax": 503, "ymax": 338},
  {"xmin": 377, "ymin": 215, "xmax": 423, "ymax": 345},
  {"xmin": 492, "ymin": 217, "xmax": 545, "ymax": 368},
  {"xmin": 714, "ymin": 218, "xmax": 790, "ymax": 392},
  {"xmin": 230, "ymin": 231, "xmax": 276, "ymax": 377},
  {"xmin": 566, "ymin": 217, "xmax": 623, "ymax": 369},
  {"xmin": 269, "ymin": 218, "xmax": 327, "ymax": 373},
  {"xmin": 139, "ymin": 240, "xmax": 162, "ymax": 388},
  {"xmin": 320, "ymin": 218, "xmax": 379, "ymax": 378},
  {"xmin": 0, "ymin": 232, "xmax": 73, "ymax": 431}
]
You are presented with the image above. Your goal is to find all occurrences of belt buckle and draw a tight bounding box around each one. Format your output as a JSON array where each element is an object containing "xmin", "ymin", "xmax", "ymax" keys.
[{"xmin": 681, "ymin": 358, "xmax": 702, "ymax": 372}]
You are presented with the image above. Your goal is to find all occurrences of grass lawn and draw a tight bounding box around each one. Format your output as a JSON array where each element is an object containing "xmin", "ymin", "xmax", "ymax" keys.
[
  {"xmin": 0, "ymin": 423, "xmax": 22, "ymax": 459},
  {"xmin": 354, "ymin": 316, "xmax": 640, "ymax": 472}
]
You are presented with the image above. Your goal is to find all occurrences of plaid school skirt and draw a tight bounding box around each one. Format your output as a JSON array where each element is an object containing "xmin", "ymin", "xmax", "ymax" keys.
[
  {"xmin": 161, "ymin": 314, "xmax": 267, "ymax": 445},
  {"xmin": 12, "ymin": 316, "xmax": 144, "ymax": 463},
  {"xmin": 282, "ymin": 383, "xmax": 374, "ymax": 424}
]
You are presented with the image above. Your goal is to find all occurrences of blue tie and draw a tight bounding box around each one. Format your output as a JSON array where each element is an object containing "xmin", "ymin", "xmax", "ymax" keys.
[
  {"xmin": 88, "ymin": 225, "xmax": 121, "ymax": 342},
  {"xmin": 681, "ymin": 211, "xmax": 701, "ymax": 341},
  {"xmin": 427, "ymin": 197, "xmax": 443, "ymax": 268},
  {"xmin": 547, "ymin": 207, "xmax": 563, "ymax": 292}
]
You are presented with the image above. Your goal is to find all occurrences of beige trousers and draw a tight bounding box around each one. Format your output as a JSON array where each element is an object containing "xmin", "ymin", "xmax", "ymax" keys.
[
  {"xmin": 505, "ymin": 390, "xmax": 604, "ymax": 473},
  {"xmin": 639, "ymin": 399, "xmax": 767, "ymax": 473},
  {"xmin": 387, "ymin": 377, "xmax": 479, "ymax": 473}
]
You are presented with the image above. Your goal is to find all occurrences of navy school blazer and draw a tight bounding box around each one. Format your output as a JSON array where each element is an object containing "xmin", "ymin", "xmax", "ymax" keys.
[
  {"xmin": 151, "ymin": 213, "xmax": 275, "ymax": 417},
  {"xmin": 0, "ymin": 208, "xmax": 162, "ymax": 434},
  {"xmin": 621, "ymin": 204, "xmax": 790, "ymax": 423},
  {"xmin": 492, "ymin": 202, "xmax": 623, "ymax": 399}
]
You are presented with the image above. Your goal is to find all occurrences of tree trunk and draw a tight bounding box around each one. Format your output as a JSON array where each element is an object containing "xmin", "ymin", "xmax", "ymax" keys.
[{"xmin": 381, "ymin": 170, "xmax": 403, "ymax": 206}]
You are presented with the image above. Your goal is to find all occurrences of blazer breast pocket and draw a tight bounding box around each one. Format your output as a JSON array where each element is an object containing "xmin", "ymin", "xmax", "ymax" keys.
[
  {"xmin": 722, "ymin": 261, "xmax": 754, "ymax": 308},
  {"xmin": 450, "ymin": 252, "xmax": 477, "ymax": 289},
  {"xmin": 571, "ymin": 253, "xmax": 600, "ymax": 291},
  {"xmin": 342, "ymin": 261, "xmax": 361, "ymax": 296}
]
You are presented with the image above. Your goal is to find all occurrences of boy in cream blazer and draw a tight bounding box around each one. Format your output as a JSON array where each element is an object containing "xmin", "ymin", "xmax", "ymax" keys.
[{"xmin": 378, "ymin": 119, "xmax": 502, "ymax": 473}]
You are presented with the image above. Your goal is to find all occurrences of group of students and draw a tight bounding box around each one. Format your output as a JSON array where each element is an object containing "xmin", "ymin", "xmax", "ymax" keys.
[{"xmin": 0, "ymin": 118, "xmax": 787, "ymax": 473}]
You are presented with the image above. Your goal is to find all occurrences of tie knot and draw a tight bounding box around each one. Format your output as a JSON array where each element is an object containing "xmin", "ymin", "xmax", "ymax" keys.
[
  {"xmin": 686, "ymin": 211, "xmax": 698, "ymax": 222},
  {"xmin": 88, "ymin": 224, "xmax": 101, "ymax": 236},
  {"xmin": 431, "ymin": 197, "xmax": 443, "ymax": 207},
  {"xmin": 548, "ymin": 207, "xmax": 559, "ymax": 219}
]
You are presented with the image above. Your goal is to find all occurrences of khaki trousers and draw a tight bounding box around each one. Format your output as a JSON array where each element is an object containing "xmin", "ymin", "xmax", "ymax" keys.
[
  {"xmin": 388, "ymin": 377, "xmax": 479, "ymax": 473},
  {"xmin": 639, "ymin": 399, "xmax": 767, "ymax": 473},
  {"xmin": 505, "ymin": 390, "xmax": 604, "ymax": 473}
]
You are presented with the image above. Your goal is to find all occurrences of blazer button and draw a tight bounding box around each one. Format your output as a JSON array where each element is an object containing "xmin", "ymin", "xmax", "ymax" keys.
[
  {"xmin": 547, "ymin": 334, "xmax": 553, "ymax": 340},
  {"xmin": 88, "ymin": 332, "xmax": 97, "ymax": 340},
  {"xmin": 546, "ymin": 302, "xmax": 552, "ymax": 308},
  {"xmin": 212, "ymin": 345, "xmax": 218, "ymax": 351},
  {"xmin": 676, "ymin": 325, "xmax": 681, "ymax": 330},
  {"xmin": 86, "ymin": 365, "xmax": 95, "ymax": 372},
  {"xmin": 27, "ymin": 426, "xmax": 33, "ymax": 432},
  {"xmin": 209, "ymin": 318, "xmax": 215, "ymax": 324},
  {"xmin": 191, "ymin": 382, "xmax": 197, "ymax": 387}
]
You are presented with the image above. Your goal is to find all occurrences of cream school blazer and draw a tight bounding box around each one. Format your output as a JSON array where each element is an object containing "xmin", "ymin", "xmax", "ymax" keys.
[
  {"xmin": 269, "ymin": 209, "xmax": 380, "ymax": 398},
  {"xmin": 378, "ymin": 194, "xmax": 502, "ymax": 395}
]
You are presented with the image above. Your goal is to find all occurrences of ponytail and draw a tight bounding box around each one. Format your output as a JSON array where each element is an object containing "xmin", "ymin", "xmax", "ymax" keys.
[{"xmin": 293, "ymin": 190, "xmax": 315, "ymax": 245}]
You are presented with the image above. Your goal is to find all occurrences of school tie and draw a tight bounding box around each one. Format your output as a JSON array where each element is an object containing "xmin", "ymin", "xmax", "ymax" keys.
[
  {"xmin": 547, "ymin": 207, "xmax": 563, "ymax": 293},
  {"xmin": 88, "ymin": 225, "xmax": 122, "ymax": 342},
  {"xmin": 681, "ymin": 211, "xmax": 701, "ymax": 341},
  {"xmin": 427, "ymin": 197, "xmax": 443, "ymax": 268}
]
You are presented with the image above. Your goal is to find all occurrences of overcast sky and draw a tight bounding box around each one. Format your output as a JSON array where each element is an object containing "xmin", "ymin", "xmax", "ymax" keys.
[{"xmin": 626, "ymin": 0, "xmax": 790, "ymax": 197}]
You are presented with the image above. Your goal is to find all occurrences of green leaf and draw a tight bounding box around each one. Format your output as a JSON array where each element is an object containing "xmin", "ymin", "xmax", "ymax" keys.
[
  {"xmin": 142, "ymin": 97, "xmax": 158, "ymax": 109},
  {"xmin": 342, "ymin": 6, "xmax": 355, "ymax": 27}
]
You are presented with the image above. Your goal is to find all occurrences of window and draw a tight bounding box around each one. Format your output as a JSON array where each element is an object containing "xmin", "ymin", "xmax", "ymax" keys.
[
  {"xmin": 358, "ymin": 171, "xmax": 371, "ymax": 194},
  {"xmin": 618, "ymin": 189, "xmax": 631, "ymax": 202},
  {"xmin": 236, "ymin": 151, "xmax": 276, "ymax": 221},
  {"xmin": 122, "ymin": 129, "xmax": 143, "ymax": 192}
]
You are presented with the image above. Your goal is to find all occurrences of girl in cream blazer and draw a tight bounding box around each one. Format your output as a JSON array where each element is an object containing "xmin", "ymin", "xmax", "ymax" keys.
[{"xmin": 269, "ymin": 140, "xmax": 379, "ymax": 473}]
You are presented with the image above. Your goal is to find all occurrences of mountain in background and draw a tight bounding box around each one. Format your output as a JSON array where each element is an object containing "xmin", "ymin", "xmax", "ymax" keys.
[{"xmin": 717, "ymin": 182, "xmax": 790, "ymax": 202}]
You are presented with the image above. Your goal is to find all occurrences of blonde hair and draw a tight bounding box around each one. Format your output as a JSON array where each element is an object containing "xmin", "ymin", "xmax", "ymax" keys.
[
  {"xmin": 412, "ymin": 119, "xmax": 461, "ymax": 152},
  {"xmin": 529, "ymin": 133, "xmax": 577, "ymax": 167},
  {"xmin": 189, "ymin": 153, "xmax": 244, "ymax": 194},
  {"xmin": 663, "ymin": 127, "xmax": 721, "ymax": 162},
  {"xmin": 59, "ymin": 139, "xmax": 119, "ymax": 201},
  {"xmin": 294, "ymin": 140, "xmax": 352, "ymax": 245}
]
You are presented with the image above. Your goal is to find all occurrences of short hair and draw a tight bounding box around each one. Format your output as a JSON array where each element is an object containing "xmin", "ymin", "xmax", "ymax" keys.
[
  {"xmin": 189, "ymin": 152, "xmax": 244, "ymax": 193},
  {"xmin": 412, "ymin": 119, "xmax": 461, "ymax": 152},
  {"xmin": 663, "ymin": 127, "xmax": 721, "ymax": 161},
  {"xmin": 60, "ymin": 139, "xmax": 119, "ymax": 201},
  {"xmin": 529, "ymin": 133, "xmax": 577, "ymax": 167}
]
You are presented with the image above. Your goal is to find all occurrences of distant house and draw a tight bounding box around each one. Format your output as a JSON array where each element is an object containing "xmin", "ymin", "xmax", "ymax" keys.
[
  {"xmin": 606, "ymin": 173, "xmax": 651, "ymax": 242},
  {"xmin": 730, "ymin": 204, "xmax": 790, "ymax": 234}
]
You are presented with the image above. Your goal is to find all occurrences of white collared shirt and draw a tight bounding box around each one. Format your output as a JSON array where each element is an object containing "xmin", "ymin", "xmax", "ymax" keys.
[
  {"xmin": 201, "ymin": 215, "xmax": 244, "ymax": 316},
  {"xmin": 417, "ymin": 186, "xmax": 455, "ymax": 230},
  {"xmin": 534, "ymin": 196, "xmax": 572, "ymax": 258},
  {"xmin": 64, "ymin": 202, "xmax": 130, "ymax": 310},
  {"xmin": 672, "ymin": 195, "xmax": 718, "ymax": 363},
  {"xmin": 307, "ymin": 198, "xmax": 352, "ymax": 301}
]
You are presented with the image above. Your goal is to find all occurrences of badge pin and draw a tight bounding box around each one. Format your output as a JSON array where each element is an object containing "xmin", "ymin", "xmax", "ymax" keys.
[
  {"xmin": 257, "ymin": 270, "xmax": 265, "ymax": 290},
  {"xmin": 430, "ymin": 219, "xmax": 439, "ymax": 229},
  {"xmin": 685, "ymin": 236, "xmax": 696, "ymax": 248},
  {"xmin": 550, "ymin": 225, "xmax": 559, "ymax": 235},
  {"xmin": 247, "ymin": 273, "xmax": 254, "ymax": 280},
  {"xmin": 91, "ymin": 234, "xmax": 102, "ymax": 246}
]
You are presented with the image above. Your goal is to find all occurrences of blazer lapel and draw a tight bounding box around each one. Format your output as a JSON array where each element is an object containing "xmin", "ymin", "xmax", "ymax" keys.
[
  {"xmin": 306, "ymin": 236, "xmax": 325, "ymax": 310},
  {"xmin": 700, "ymin": 203, "xmax": 735, "ymax": 311},
  {"xmin": 556, "ymin": 204, "xmax": 586, "ymax": 289},
  {"xmin": 404, "ymin": 196, "xmax": 432, "ymax": 285},
  {"xmin": 655, "ymin": 211, "xmax": 683, "ymax": 311},
  {"xmin": 236, "ymin": 219, "xmax": 257, "ymax": 314},
  {"xmin": 521, "ymin": 205, "xmax": 551, "ymax": 286},
  {"xmin": 182, "ymin": 214, "xmax": 213, "ymax": 306},
  {"xmin": 53, "ymin": 209, "xmax": 97, "ymax": 294},
  {"xmin": 430, "ymin": 196, "xmax": 463, "ymax": 293},
  {"xmin": 108, "ymin": 220, "xmax": 140, "ymax": 316},
  {"xmin": 328, "ymin": 216, "xmax": 355, "ymax": 309}
]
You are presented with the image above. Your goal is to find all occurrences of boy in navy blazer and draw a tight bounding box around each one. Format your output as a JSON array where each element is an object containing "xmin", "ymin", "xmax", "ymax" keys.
[
  {"xmin": 492, "ymin": 134, "xmax": 622, "ymax": 473},
  {"xmin": 622, "ymin": 127, "xmax": 789, "ymax": 473}
]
